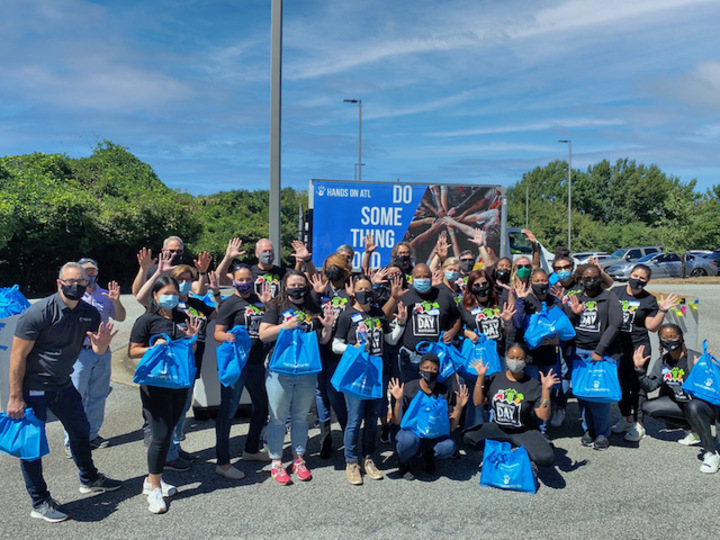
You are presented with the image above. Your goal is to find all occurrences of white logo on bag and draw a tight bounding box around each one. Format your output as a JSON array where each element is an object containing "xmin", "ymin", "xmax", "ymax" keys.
[{"xmin": 503, "ymin": 475, "xmax": 510, "ymax": 485}]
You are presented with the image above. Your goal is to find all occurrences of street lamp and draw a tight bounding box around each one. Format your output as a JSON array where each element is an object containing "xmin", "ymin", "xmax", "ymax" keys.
[
  {"xmin": 558, "ymin": 139, "xmax": 572, "ymax": 251},
  {"xmin": 344, "ymin": 99, "xmax": 362, "ymax": 181}
]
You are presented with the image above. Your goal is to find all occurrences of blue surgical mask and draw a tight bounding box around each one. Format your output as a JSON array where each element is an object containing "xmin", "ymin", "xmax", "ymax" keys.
[
  {"xmin": 444, "ymin": 270, "xmax": 460, "ymax": 282},
  {"xmin": 158, "ymin": 294, "xmax": 179, "ymax": 310},
  {"xmin": 413, "ymin": 278, "xmax": 431, "ymax": 293},
  {"xmin": 233, "ymin": 281, "xmax": 253, "ymax": 295},
  {"xmin": 87, "ymin": 275, "xmax": 98, "ymax": 288},
  {"xmin": 556, "ymin": 269, "xmax": 572, "ymax": 282},
  {"xmin": 178, "ymin": 281, "xmax": 193, "ymax": 295}
]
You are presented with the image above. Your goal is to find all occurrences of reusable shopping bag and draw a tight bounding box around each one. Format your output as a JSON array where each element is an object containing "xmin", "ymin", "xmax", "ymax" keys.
[
  {"xmin": 0, "ymin": 408, "xmax": 49, "ymax": 461},
  {"xmin": 682, "ymin": 340, "xmax": 720, "ymax": 406},
  {"xmin": 480, "ymin": 439, "xmax": 536, "ymax": 493},
  {"xmin": 268, "ymin": 328, "xmax": 322, "ymax": 376},
  {"xmin": 133, "ymin": 334, "xmax": 197, "ymax": 389},
  {"xmin": 457, "ymin": 334, "xmax": 502, "ymax": 380},
  {"xmin": 524, "ymin": 302, "xmax": 575, "ymax": 349},
  {"xmin": 415, "ymin": 332, "xmax": 464, "ymax": 383},
  {"xmin": 571, "ymin": 350, "xmax": 621, "ymax": 403},
  {"xmin": 331, "ymin": 345, "xmax": 383, "ymax": 400},
  {"xmin": 400, "ymin": 391, "xmax": 451, "ymax": 439},
  {"xmin": 216, "ymin": 325, "xmax": 253, "ymax": 387},
  {"xmin": 0, "ymin": 285, "xmax": 31, "ymax": 319}
]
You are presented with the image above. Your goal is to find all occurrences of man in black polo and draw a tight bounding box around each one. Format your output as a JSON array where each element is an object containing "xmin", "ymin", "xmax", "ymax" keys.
[{"xmin": 6, "ymin": 262, "xmax": 122, "ymax": 523}]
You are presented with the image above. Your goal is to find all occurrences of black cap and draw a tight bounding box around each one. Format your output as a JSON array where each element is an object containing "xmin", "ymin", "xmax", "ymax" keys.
[{"xmin": 420, "ymin": 352, "xmax": 440, "ymax": 368}]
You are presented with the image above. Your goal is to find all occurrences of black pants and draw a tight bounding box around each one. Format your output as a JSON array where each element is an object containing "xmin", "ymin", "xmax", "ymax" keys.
[
  {"xmin": 140, "ymin": 385, "xmax": 188, "ymax": 474},
  {"xmin": 463, "ymin": 422, "xmax": 554, "ymax": 467},
  {"xmin": 643, "ymin": 396, "xmax": 720, "ymax": 453},
  {"xmin": 618, "ymin": 339, "xmax": 648, "ymax": 421}
]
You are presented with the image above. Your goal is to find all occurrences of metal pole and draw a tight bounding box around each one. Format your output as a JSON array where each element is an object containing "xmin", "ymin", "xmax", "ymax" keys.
[
  {"xmin": 269, "ymin": 0, "xmax": 282, "ymax": 264},
  {"xmin": 358, "ymin": 100, "xmax": 362, "ymax": 181},
  {"xmin": 525, "ymin": 184, "xmax": 529, "ymax": 229},
  {"xmin": 568, "ymin": 141, "xmax": 572, "ymax": 251}
]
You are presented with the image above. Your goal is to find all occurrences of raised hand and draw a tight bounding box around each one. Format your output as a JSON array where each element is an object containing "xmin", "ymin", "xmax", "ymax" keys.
[
  {"xmin": 194, "ymin": 251, "xmax": 213, "ymax": 273},
  {"xmin": 370, "ymin": 266, "xmax": 388, "ymax": 285},
  {"xmin": 390, "ymin": 275, "xmax": 406, "ymax": 299},
  {"xmin": 522, "ymin": 229, "xmax": 537, "ymax": 244},
  {"xmin": 291, "ymin": 240, "xmax": 312, "ymax": 262},
  {"xmin": 434, "ymin": 233, "xmax": 449, "ymax": 260},
  {"xmin": 87, "ymin": 322, "xmax": 118, "ymax": 352},
  {"xmin": 225, "ymin": 237, "xmax": 247, "ymax": 259},
  {"xmin": 364, "ymin": 233, "xmax": 377, "ymax": 253},
  {"xmin": 319, "ymin": 306, "xmax": 335, "ymax": 329},
  {"xmin": 103, "ymin": 281, "xmax": 121, "ymax": 302},
  {"xmin": 471, "ymin": 358, "xmax": 488, "ymax": 378},
  {"xmin": 514, "ymin": 281, "xmax": 530, "ymax": 299},
  {"xmin": 208, "ymin": 270, "xmax": 221, "ymax": 295},
  {"xmin": 540, "ymin": 368, "xmax": 561, "ymax": 390},
  {"xmin": 500, "ymin": 302, "xmax": 516, "ymax": 323},
  {"xmin": 388, "ymin": 378, "xmax": 404, "ymax": 400},
  {"xmin": 455, "ymin": 384, "xmax": 469, "ymax": 409},
  {"xmin": 182, "ymin": 315, "xmax": 202, "ymax": 337},
  {"xmin": 569, "ymin": 293, "xmax": 585, "ymax": 315},
  {"xmin": 432, "ymin": 269, "xmax": 443, "ymax": 286},
  {"xmin": 394, "ymin": 301, "xmax": 408, "ymax": 325},
  {"xmin": 157, "ymin": 250, "xmax": 176, "ymax": 274},
  {"xmin": 259, "ymin": 281, "xmax": 272, "ymax": 305},
  {"xmin": 550, "ymin": 283, "xmax": 566, "ymax": 299},
  {"xmin": 633, "ymin": 344, "xmax": 651, "ymax": 369},
  {"xmin": 310, "ymin": 272, "xmax": 326, "ymax": 294},
  {"xmin": 468, "ymin": 227, "xmax": 485, "ymax": 246},
  {"xmin": 137, "ymin": 247, "xmax": 156, "ymax": 272},
  {"xmin": 659, "ymin": 294, "xmax": 680, "ymax": 312}
]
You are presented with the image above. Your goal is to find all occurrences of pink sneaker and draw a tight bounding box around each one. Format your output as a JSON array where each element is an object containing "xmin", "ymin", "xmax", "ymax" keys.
[
  {"xmin": 270, "ymin": 463, "xmax": 291, "ymax": 485},
  {"xmin": 292, "ymin": 459, "xmax": 312, "ymax": 481}
]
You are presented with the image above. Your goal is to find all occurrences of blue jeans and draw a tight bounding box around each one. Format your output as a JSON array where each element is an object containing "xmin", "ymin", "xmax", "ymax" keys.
[
  {"xmin": 22, "ymin": 385, "xmax": 99, "ymax": 508},
  {"xmin": 64, "ymin": 348, "xmax": 111, "ymax": 444},
  {"xmin": 265, "ymin": 369, "xmax": 317, "ymax": 460},
  {"xmin": 394, "ymin": 428, "xmax": 456, "ymax": 465},
  {"xmin": 574, "ymin": 348, "xmax": 612, "ymax": 437},
  {"xmin": 344, "ymin": 394, "xmax": 382, "ymax": 463},
  {"xmin": 215, "ymin": 363, "xmax": 268, "ymax": 465},
  {"xmin": 315, "ymin": 353, "xmax": 348, "ymax": 430}
]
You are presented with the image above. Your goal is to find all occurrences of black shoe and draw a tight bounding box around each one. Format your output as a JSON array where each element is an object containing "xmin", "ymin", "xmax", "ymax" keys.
[
  {"xmin": 594, "ymin": 435, "xmax": 610, "ymax": 451},
  {"xmin": 423, "ymin": 452, "xmax": 436, "ymax": 475},
  {"xmin": 319, "ymin": 421, "xmax": 332, "ymax": 459},
  {"xmin": 380, "ymin": 425, "xmax": 390, "ymax": 444},
  {"xmin": 398, "ymin": 464, "xmax": 415, "ymax": 481},
  {"xmin": 581, "ymin": 431, "xmax": 595, "ymax": 447},
  {"xmin": 178, "ymin": 449, "xmax": 198, "ymax": 461},
  {"xmin": 164, "ymin": 458, "xmax": 192, "ymax": 472},
  {"xmin": 90, "ymin": 436, "xmax": 109, "ymax": 450},
  {"xmin": 79, "ymin": 473, "xmax": 123, "ymax": 494}
]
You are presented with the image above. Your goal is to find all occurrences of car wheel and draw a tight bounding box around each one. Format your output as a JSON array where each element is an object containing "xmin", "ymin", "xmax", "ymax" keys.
[{"xmin": 690, "ymin": 268, "xmax": 707, "ymax": 277}]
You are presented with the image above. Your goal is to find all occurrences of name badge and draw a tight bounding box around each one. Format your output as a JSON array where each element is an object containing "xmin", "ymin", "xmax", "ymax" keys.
[
  {"xmin": 428, "ymin": 308, "xmax": 440, "ymax": 316},
  {"xmin": 471, "ymin": 307, "xmax": 482, "ymax": 315},
  {"xmin": 351, "ymin": 313, "xmax": 364, "ymax": 323},
  {"xmin": 29, "ymin": 390, "xmax": 45, "ymax": 397},
  {"xmin": 282, "ymin": 310, "xmax": 295, "ymax": 318}
]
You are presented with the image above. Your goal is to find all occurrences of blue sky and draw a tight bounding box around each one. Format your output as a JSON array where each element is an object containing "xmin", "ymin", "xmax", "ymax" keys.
[{"xmin": 2, "ymin": 0, "xmax": 719, "ymax": 195}]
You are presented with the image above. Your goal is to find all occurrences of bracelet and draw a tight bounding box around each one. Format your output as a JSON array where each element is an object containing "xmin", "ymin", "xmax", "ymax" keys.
[
  {"xmin": 200, "ymin": 271, "xmax": 209, "ymax": 276},
  {"xmin": 659, "ymin": 308, "xmax": 668, "ymax": 313},
  {"xmin": 213, "ymin": 291, "xmax": 221, "ymax": 297}
]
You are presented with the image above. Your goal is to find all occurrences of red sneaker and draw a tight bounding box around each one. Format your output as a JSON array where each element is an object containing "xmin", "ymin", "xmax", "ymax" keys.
[
  {"xmin": 270, "ymin": 463, "xmax": 291, "ymax": 485},
  {"xmin": 292, "ymin": 459, "xmax": 312, "ymax": 481}
]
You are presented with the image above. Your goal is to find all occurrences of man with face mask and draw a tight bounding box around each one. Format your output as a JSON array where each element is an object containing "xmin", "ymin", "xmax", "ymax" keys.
[
  {"xmin": 62, "ymin": 258, "xmax": 126, "ymax": 458},
  {"xmin": 396, "ymin": 264, "xmax": 460, "ymax": 383},
  {"xmin": 5, "ymin": 262, "xmax": 122, "ymax": 522},
  {"xmin": 251, "ymin": 238, "xmax": 288, "ymax": 300},
  {"xmin": 390, "ymin": 242, "xmax": 415, "ymax": 283}
]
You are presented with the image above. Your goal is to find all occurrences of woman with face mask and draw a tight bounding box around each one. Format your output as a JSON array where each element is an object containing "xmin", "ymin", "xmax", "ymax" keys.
[
  {"xmin": 128, "ymin": 274, "xmax": 201, "ymax": 514},
  {"xmin": 440, "ymin": 257, "xmax": 464, "ymax": 303},
  {"xmin": 309, "ymin": 254, "xmax": 353, "ymax": 459},
  {"xmin": 388, "ymin": 354, "xmax": 469, "ymax": 480},
  {"xmin": 566, "ymin": 264, "xmax": 623, "ymax": 451},
  {"xmin": 611, "ymin": 264, "xmax": 679, "ymax": 443},
  {"xmin": 213, "ymin": 264, "xmax": 273, "ymax": 480},
  {"xmin": 463, "ymin": 343, "xmax": 558, "ymax": 470},
  {"xmin": 332, "ymin": 276, "xmax": 407, "ymax": 484},
  {"xmin": 634, "ymin": 326, "xmax": 720, "ymax": 473},
  {"xmin": 259, "ymin": 271, "xmax": 335, "ymax": 485}
]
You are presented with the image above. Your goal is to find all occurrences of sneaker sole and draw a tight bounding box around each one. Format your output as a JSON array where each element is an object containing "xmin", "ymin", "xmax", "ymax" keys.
[
  {"xmin": 700, "ymin": 467, "xmax": 719, "ymax": 474},
  {"xmin": 163, "ymin": 465, "xmax": 192, "ymax": 472},
  {"xmin": 79, "ymin": 484, "xmax": 123, "ymax": 494},
  {"xmin": 148, "ymin": 504, "xmax": 167, "ymax": 514},
  {"xmin": 679, "ymin": 440, "xmax": 700, "ymax": 446},
  {"xmin": 142, "ymin": 487, "xmax": 177, "ymax": 497},
  {"xmin": 30, "ymin": 511, "xmax": 69, "ymax": 523}
]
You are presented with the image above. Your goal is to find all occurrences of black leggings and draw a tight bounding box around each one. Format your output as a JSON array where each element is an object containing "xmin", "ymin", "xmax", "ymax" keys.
[
  {"xmin": 140, "ymin": 385, "xmax": 188, "ymax": 475},
  {"xmin": 618, "ymin": 339, "xmax": 648, "ymax": 421},
  {"xmin": 463, "ymin": 422, "xmax": 554, "ymax": 467},
  {"xmin": 641, "ymin": 395, "xmax": 689, "ymax": 429},
  {"xmin": 643, "ymin": 396, "xmax": 720, "ymax": 453}
]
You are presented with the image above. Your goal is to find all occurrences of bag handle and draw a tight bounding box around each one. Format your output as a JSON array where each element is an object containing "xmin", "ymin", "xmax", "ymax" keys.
[{"xmin": 149, "ymin": 333, "xmax": 171, "ymax": 347}]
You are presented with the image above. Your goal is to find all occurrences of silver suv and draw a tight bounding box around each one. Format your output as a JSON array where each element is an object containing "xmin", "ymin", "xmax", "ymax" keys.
[{"xmin": 600, "ymin": 246, "xmax": 663, "ymax": 269}]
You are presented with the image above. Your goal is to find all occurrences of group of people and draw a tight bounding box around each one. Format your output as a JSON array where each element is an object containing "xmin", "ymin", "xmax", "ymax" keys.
[{"xmin": 5, "ymin": 231, "xmax": 719, "ymax": 522}]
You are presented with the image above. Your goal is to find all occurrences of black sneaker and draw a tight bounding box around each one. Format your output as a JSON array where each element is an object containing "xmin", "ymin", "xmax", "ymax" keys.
[
  {"xmin": 90, "ymin": 436, "xmax": 109, "ymax": 450},
  {"xmin": 164, "ymin": 458, "xmax": 192, "ymax": 472},
  {"xmin": 581, "ymin": 431, "xmax": 595, "ymax": 447},
  {"xmin": 380, "ymin": 425, "xmax": 390, "ymax": 444},
  {"xmin": 594, "ymin": 435, "xmax": 610, "ymax": 451},
  {"xmin": 398, "ymin": 464, "xmax": 415, "ymax": 481},
  {"xmin": 178, "ymin": 448, "xmax": 198, "ymax": 461},
  {"xmin": 79, "ymin": 473, "xmax": 123, "ymax": 494}
]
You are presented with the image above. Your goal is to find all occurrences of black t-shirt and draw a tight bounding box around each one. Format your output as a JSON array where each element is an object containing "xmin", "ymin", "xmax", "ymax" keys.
[
  {"xmin": 129, "ymin": 310, "xmax": 190, "ymax": 346},
  {"xmin": 334, "ymin": 306, "xmax": 391, "ymax": 357},
  {"xmin": 215, "ymin": 293, "xmax": 266, "ymax": 365},
  {"xmin": 459, "ymin": 301, "xmax": 504, "ymax": 343},
  {"xmin": 261, "ymin": 299, "xmax": 322, "ymax": 357},
  {"xmin": 613, "ymin": 286, "xmax": 659, "ymax": 346},
  {"xmin": 313, "ymin": 283, "xmax": 351, "ymax": 335},
  {"xmin": 484, "ymin": 371, "xmax": 542, "ymax": 432},
  {"xmin": 177, "ymin": 297, "xmax": 215, "ymax": 342},
  {"xmin": 15, "ymin": 293, "xmax": 101, "ymax": 391},
  {"xmin": 251, "ymin": 264, "xmax": 287, "ymax": 299},
  {"xmin": 398, "ymin": 286, "xmax": 459, "ymax": 351}
]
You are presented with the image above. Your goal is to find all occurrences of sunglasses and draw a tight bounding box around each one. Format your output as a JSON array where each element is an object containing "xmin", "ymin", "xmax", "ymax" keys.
[
  {"xmin": 516, "ymin": 264, "xmax": 531, "ymax": 269},
  {"xmin": 460, "ymin": 258, "xmax": 474, "ymax": 263}
]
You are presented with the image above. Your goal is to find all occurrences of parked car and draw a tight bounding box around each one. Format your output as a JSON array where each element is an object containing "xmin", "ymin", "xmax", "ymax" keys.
[
  {"xmin": 600, "ymin": 246, "xmax": 664, "ymax": 270},
  {"xmin": 572, "ymin": 251, "xmax": 610, "ymax": 264},
  {"xmin": 690, "ymin": 251, "xmax": 720, "ymax": 277},
  {"xmin": 606, "ymin": 251, "xmax": 684, "ymax": 281}
]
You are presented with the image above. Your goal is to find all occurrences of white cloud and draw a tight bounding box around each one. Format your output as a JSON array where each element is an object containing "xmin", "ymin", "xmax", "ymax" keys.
[{"xmin": 428, "ymin": 118, "xmax": 625, "ymax": 137}]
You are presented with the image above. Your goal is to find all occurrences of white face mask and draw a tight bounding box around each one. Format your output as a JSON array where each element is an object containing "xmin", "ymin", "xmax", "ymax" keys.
[{"xmin": 506, "ymin": 358, "xmax": 526, "ymax": 374}]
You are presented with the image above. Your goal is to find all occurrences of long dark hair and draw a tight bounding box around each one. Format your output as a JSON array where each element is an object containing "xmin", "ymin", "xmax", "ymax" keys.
[
  {"xmin": 269, "ymin": 270, "xmax": 321, "ymax": 313},
  {"xmin": 148, "ymin": 275, "xmax": 179, "ymax": 314},
  {"xmin": 462, "ymin": 269, "xmax": 497, "ymax": 311}
]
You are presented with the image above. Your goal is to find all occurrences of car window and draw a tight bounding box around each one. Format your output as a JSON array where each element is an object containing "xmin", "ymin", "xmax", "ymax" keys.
[
  {"xmin": 645, "ymin": 247, "xmax": 660, "ymax": 254},
  {"xmin": 609, "ymin": 249, "xmax": 627, "ymax": 259},
  {"xmin": 636, "ymin": 253, "xmax": 656, "ymax": 263},
  {"xmin": 627, "ymin": 249, "xmax": 642, "ymax": 259},
  {"xmin": 508, "ymin": 231, "xmax": 532, "ymax": 254},
  {"xmin": 665, "ymin": 253, "xmax": 680, "ymax": 262}
]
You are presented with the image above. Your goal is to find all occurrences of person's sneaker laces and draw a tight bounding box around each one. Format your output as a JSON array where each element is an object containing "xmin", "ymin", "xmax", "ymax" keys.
[
  {"xmin": 79, "ymin": 473, "xmax": 123, "ymax": 494},
  {"xmin": 89, "ymin": 436, "xmax": 109, "ymax": 450},
  {"xmin": 30, "ymin": 499, "xmax": 69, "ymax": 523},
  {"xmin": 593, "ymin": 435, "xmax": 610, "ymax": 451},
  {"xmin": 581, "ymin": 431, "xmax": 595, "ymax": 447},
  {"xmin": 142, "ymin": 479, "xmax": 177, "ymax": 497},
  {"xmin": 624, "ymin": 422, "xmax": 646, "ymax": 442},
  {"xmin": 270, "ymin": 463, "xmax": 291, "ymax": 485},
  {"xmin": 550, "ymin": 408, "xmax": 566, "ymax": 428},
  {"xmin": 164, "ymin": 458, "xmax": 192, "ymax": 472},
  {"xmin": 292, "ymin": 459, "xmax": 312, "ymax": 481},
  {"xmin": 346, "ymin": 462, "xmax": 363, "ymax": 485},
  {"xmin": 700, "ymin": 451, "xmax": 720, "ymax": 474},
  {"xmin": 362, "ymin": 458, "xmax": 384, "ymax": 480},
  {"xmin": 147, "ymin": 488, "xmax": 167, "ymax": 514},
  {"xmin": 679, "ymin": 431, "xmax": 701, "ymax": 446},
  {"xmin": 611, "ymin": 418, "xmax": 633, "ymax": 433}
]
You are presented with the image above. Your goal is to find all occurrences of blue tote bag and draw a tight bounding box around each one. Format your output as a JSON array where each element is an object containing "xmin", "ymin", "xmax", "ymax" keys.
[
  {"xmin": 415, "ymin": 332, "xmax": 464, "ymax": 383},
  {"xmin": 524, "ymin": 302, "xmax": 576, "ymax": 349},
  {"xmin": 571, "ymin": 351, "xmax": 621, "ymax": 403},
  {"xmin": 0, "ymin": 285, "xmax": 31, "ymax": 319},
  {"xmin": 682, "ymin": 340, "xmax": 720, "ymax": 406},
  {"xmin": 400, "ymin": 391, "xmax": 451, "ymax": 439},
  {"xmin": 133, "ymin": 334, "xmax": 197, "ymax": 389},
  {"xmin": 480, "ymin": 439, "xmax": 536, "ymax": 493},
  {"xmin": 216, "ymin": 326, "xmax": 253, "ymax": 387},
  {"xmin": 458, "ymin": 334, "xmax": 502, "ymax": 380},
  {"xmin": 0, "ymin": 408, "xmax": 50, "ymax": 461},
  {"xmin": 268, "ymin": 328, "xmax": 322, "ymax": 376},
  {"xmin": 331, "ymin": 345, "xmax": 383, "ymax": 400}
]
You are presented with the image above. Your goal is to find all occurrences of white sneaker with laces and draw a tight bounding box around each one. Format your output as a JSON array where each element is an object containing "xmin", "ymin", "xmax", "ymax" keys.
[
  {"xmin": 147, "ymin": 488, "xmax": 167, "ymax": 514},
  {"xmin": 679, "ymin": 431, "xmax": 701, "ymax": 446},
  {"xmin": 624, "ymin": 422, "xmax": 646, "ymax": 442},
  {"xmin": 142, "ymin": 479, "xmax": 177, "ymax": 497},
  {"xmin": 550, "ymin": 408, "xmax": 566, "ymax": 427},
  {"xmin": 700, "ymin": 452, "xmax": 720, "ymax": 474},
  {"xmin": 611, "ymin": 418, "xmax": 633, "ymax": 433}
]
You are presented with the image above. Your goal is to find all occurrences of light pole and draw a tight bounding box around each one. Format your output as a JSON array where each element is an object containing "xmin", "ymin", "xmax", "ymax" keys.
[
  {"xmin": 344, "ymin": 99, "xmax": 362, "ymax": 181},
  {"xmin": 558, "ymin": 139, "xmax": 572, "ymax": 251}
]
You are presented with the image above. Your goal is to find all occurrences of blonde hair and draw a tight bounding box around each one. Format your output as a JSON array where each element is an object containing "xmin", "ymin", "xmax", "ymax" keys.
[
  {"xmin": 442, "ymin": 257, "xmax": 461, "ymax": 270},
  {"xmin": 170, "ymin": 264, "xmax": 197, "ymax": 281},
  {"xmin": 510, "ymin": 256, "xmax": 531, "ymax": 289}
]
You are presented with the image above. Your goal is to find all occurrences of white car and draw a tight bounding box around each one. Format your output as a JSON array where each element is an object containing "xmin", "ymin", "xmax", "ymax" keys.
[{"xmin": 572, "ymin": 251, "xmax": 610, "ymax": 264}]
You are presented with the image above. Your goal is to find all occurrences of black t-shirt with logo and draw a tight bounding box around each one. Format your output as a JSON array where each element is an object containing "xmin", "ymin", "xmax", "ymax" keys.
[
  {"xmin": 612, "ymin": 286, "xmax": 659, "ymax": 347},
  {"xmin": 261, "ymin": 299, "xmax": 322, "ymax": 357},
  {"xmin": 639, "ymin": 349, "xmax": 698, "ymax": 403},
  {"xmin": 313, "ymin": 283, "xmax": 351, "ymax": 334},
  {"xmin": 459, "ymin": 301, "xmax": 504, "ymax": 343},
  {"xmin": 334, "ymin": 306, "xmax": 391, "ymax": 357},
  {"xmin": 216, "ymin": 293, "xmax": 267, "ymax": 365},
  {"xmin": 251, "ymin": 264, "xmax": 287, "ymax": 299},
  {"xmin": 176, "ymin": 297, "xmax": 215, "ymax": 343},
  {"xmin": 484, "ymin": 371, "xmax": 542, "ymax": 432},
  {"xmin": 398, "ymin": 286, "xmax": 459, "ymax": 352}
]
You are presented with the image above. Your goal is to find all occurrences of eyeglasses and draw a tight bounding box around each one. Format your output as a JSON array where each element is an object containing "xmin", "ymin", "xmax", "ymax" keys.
[
  {"xmin": 554, "ymin": 264, "xmax": 573, "ymax": 271},
  {"xmin": 62, "ymin": 279, "xmax": 89, "ymax": 286},
  {"xmin": 165, "ymin": 249, "xmax": 183, "ymax": 254}
]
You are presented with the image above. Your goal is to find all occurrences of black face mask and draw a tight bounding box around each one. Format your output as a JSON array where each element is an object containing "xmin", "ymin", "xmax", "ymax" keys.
[
  {"xmin": 325, "ymin": 267, "xmax": 344, "ymax": 282},
  {"xmin": 355, "ymin": 290, "xmax": 372, "ymax": 305},
  {"xmin": 660, "ymin": 338, "xmax": 683, "ymax": 353},
  {"xmin": 532, "ymin": 283, "xmax": 549, "ymax": 297},
  {"xmin": 419, "ymin": 369, "xmax": 439, "ymax": 384},
  {"xmin": 628, "ymin": 278, "xmax": 648, "ymax": 291},
  {"xmin": 395, "ymin": 255, "xmax": 411, "ymax": 268},
  {"xmin": 61, "ymin": 283, "xmax": 87, "ymax": 301},
  {"xmin": 287, "ymin": 286, "xmax": 307, "ymax": 300},
  {"xmin": 494, "ymin": 268, "xmax": 511, "ymax": 284},
  {"xmin": 472, "ymin": 285, "xmax": 490, "ymax": 298},
  {"xmin": 583, "ymin": 279, "xmax": 602, "ymax": 294},
  {"xmin": 460, "ymin": 260, "xmax": 474, "ymax": 273}
]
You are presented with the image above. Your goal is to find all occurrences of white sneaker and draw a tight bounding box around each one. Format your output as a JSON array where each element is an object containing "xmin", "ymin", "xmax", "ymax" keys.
[
  {"xmin": 611, "ymin": 418, "xmax": 633, "ymax": 433},
  {"xmin": 700, "ymin": 452, "xmax": 720, "ymax": 474},
  {"xmin": 142, "ymin": 479, "xmax": 177, "ymax": 497},
  {"xmin": 550, "ymin": 408, "xmax": 566, "ymax": 427},
  {"xmin": 624, "ymin": 422, "xmax": 646, "ymax": 442},
  {"xmin": 147, "ymin": 488, "xmax": 167, "ymax": 514},
  {"xmin": 678, "ymin": 431, "xmax": 701, "ymax": 446}
]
